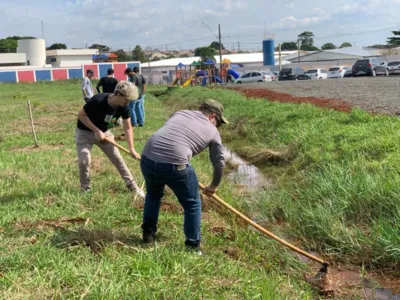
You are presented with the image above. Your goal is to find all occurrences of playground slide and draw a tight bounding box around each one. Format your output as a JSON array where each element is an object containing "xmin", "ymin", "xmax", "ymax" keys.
[
  {"xmin": 215, "ymin": 76, "xmax": 222, "ymax": 83},
  {"xmin": 201, "ymin": 77, "xmax": 208, "ymax": 86},
  {"xmin": 182, "ymin": 75, "xmax": 194, "ymax": 88},
  {"xmin": 227, "ymin": 69, "xmax": 240, "ymax": 79},
  {"xmin": 171, "ymin": 78, "xmax": 179, "ymax": 85}
]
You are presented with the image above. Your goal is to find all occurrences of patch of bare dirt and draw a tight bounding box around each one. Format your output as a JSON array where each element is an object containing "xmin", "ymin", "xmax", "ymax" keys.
[
  {"xmin": 10, "ymin": 143, "xmax": 65, "ymax": 153},
  {"xmin": 54, "ymin": 228, "xmax": 142, "ymax": 254},
  {"xmin": 223, "ymin": 247, "xmax": 242, "ymax": 260},
  {"xmin": 14, "ymin": 217, "xmax": 89, "ymax": 232},
  {"xmin": 234, "ymin": 87, "xmax": 353, "ymax": 113},
  {"xmin": 210, "ymin": 225, "xmax": 236, "ymax": 241}
]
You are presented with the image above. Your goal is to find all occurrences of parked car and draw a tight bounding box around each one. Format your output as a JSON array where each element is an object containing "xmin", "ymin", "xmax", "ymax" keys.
[
  {"xmin": 261, "ymin": 70, "xmax": 278, "ymax": 81},
  {"xmin": 235, "ymin": 71, "xmax": 274, "ymax": 84},
  {"xmin": 344, "ymin": 67, "xmax": 353, "ymax": 77},
  {"xmin": 328, "ymin": 66, "xmax": 351, "ymax": 79},
  {"xmin": 305, "ymin": 68, "xmax": 328, "ymax": 80},
  {"xmin": 352, "ymin": 58, "xmax": 389, "ymax": 76},
  {"xmin": 387, "ymin": 61, "xmax": 400, "ymax": 75},
  {"xmin": 278, "ymin": 68, "xmax": 310, "ymax": 81}
]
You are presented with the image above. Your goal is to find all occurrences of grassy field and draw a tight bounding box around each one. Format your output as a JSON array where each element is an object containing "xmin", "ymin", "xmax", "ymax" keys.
[
  {"xmin": 0, "ymin": 81, "xmax": 315, "ymax": 299},
  {"xmin": 161, "ymin": 86, "xmax": 400, "ymax": 271}
]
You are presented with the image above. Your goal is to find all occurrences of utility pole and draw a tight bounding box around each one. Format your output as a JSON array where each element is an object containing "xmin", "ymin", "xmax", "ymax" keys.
[
  {"xmin": 166, "ymin": 44, "xmax": 168, "ymax": 51},
  {"xmin": 238, "ymin": 41, "xmax": 241, "ymax": 52},
  {"xmin": 41, "ymin": 20, "xmax": 45, "ymax": 40},
  {"xmin": 297, "ymin": 38, "xmax": 300, "ymax": 63},
  {"xmin": 218, "ymin": 23, "xmax": 222, "ymax": 66}
]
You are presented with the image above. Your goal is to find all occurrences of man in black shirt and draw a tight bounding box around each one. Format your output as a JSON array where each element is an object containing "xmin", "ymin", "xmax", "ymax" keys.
[
  {"xmin": 96, "ymin": 68, "xmax": 118, "ymax": 93},
  {"xmin": 75, "ymin": 80, "xmax": 144, "ymax": 197}
]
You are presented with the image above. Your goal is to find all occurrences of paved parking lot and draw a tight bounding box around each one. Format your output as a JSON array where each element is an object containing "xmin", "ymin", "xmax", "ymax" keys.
[{"xmin": 231, "ymin": 77, "xmax": 400, "ymax": 115}]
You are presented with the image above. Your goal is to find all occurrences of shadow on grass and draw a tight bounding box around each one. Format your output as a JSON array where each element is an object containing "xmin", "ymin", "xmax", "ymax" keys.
[{"xmin": 50, "ymin": 228, "xmax": 144, "ymax": 254}]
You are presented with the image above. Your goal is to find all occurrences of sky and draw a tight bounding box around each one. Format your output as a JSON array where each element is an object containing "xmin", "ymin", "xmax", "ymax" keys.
[{"xmin": 1, "ymin": 0, "xmax": 400, "ymax": 51}]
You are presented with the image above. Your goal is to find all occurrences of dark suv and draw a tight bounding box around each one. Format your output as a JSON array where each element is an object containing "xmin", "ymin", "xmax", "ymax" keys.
[
  {"xmin": 352, "ymin": 58, "xmax": 389, "ymax": 77},
  {"xmin": 278, "ymin": 68, "xmax": 310, "ymax": 81}
]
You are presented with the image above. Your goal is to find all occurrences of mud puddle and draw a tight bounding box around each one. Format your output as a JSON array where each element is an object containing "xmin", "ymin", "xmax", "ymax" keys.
[
  {"xmin": 224, "ymin": 148, "xmax": 400, "ymax": 298},
  {"xmin": 223, "ymin": 148, "xmax": 272, "ymax": 190},
  {"xmin": 295, "ymin": 245, "xmax": 400, "ymax": 298}
]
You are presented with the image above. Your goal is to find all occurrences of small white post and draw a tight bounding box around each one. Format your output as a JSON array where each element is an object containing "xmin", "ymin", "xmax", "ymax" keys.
[{"xmin": 27, "ymin": 100, "xmax": 39, "ymax": 147}]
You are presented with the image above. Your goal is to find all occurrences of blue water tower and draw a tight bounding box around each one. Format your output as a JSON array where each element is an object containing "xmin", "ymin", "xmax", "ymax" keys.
[{"xmin": 263, "ymin": 39, "xmax": 275, "ymax": 66}]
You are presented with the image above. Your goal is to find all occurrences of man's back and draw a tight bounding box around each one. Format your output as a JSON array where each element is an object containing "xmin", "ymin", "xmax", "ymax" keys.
[
  {"xmin": 99, "ymin": 76, "xmax": 118, "ymax": 93},
  {"xmin": 143, "ymin": 110, "xmax": 224, "ymax": 167}
]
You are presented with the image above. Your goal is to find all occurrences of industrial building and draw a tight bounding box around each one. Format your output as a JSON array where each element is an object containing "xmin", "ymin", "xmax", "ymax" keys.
[{"xmin": 46, "ymin": 49, "xmax": 98, "ymax": 67}]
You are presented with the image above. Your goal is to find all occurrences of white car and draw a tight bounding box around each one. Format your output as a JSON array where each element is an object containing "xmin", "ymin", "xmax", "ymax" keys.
[
  {"xmin": 328, "ymin": 66, "xmax": 351, "ymax": 79},
  {"xmin": 235, "ymin": 71, "xmax": 274, "ymax": 84},
  {"xmin": 305, "ymin": 68, "xmax": 328, "ymax": 80},
  {"xmin": 387, "ymin": 61, "xmax": 400, "ymax": 75}
]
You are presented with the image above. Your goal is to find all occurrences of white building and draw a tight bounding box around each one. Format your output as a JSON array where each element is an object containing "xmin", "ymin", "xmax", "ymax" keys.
[
  {"xmin": 46, "ymin": 49, "xmax": 98, "ymax": 67},
  {"xmin": 17, "ymin": 39, "xmax": 46, "ymax": 66},
  {"xmin": 0, "ymin": 53, "xmax": 27, "ymax": 67},
  {"xmin": 288, "ymin": 47, "xmax": 377, "ymax": 63}
]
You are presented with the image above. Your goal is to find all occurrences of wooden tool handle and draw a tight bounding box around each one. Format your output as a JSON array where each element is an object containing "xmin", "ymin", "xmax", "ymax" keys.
[{"xmin": 198, "ymin": 183, "xmax": 325, "ymax": 265}]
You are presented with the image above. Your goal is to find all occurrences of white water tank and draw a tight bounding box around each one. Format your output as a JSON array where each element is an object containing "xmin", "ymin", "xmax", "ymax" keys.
[{"xmin": 17, "ymin": 39, "xmax": 46, "ymax": 66}]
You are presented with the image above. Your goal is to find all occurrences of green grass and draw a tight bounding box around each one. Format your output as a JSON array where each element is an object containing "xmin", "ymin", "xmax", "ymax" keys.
[
  {"xmin": 160, "ymin": 86, "xmax": 400, "ymax": 271},
  {"xmin": 0, "ymin": 81, "xmax": 314, "ymax": 299}
]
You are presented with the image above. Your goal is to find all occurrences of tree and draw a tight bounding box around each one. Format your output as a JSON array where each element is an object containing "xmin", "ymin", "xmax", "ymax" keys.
[
  {"xmin": 280, "ymin": 42, "xmax": 298, "ymax": 51},
  {"xmin": 114, "ymin": 49, "xmax": 132, "ymax": 62},
  {"xmin": 367, "ymin": 44, "xmax": 389, "ymax": 49},
  {"xmin": 194, "ymin": 46, "xmax": 216, "ymax": 61},
  {"xmin": 210, "ymin": 41, "xmax": 225, "ymax": 50},
  {"xmin": 321, "ymin": 43, "xmax": 336, "ymax": 50},
  {"xmin": 180, "ymin": 53, "xmax": 189, "ymax": 58},
  {"xmin": 46, "ymin": 43, "xmax": 67, "ymax": 50},
  {"xmin": 0, "ymin": 36, "xmax": 36, "ymax": 53},
  {"xmin": 339, "ymin": 42, "xmax": 352, "ymax": 48},
  {"xmin": 132, "ymin": 45, "xmax": 147, "ymax": 62},
  {"xmin": 89, "ymin": 44, "xmax": 110, "ymax": 52},
  {"xmin": 387, "ymin": 29, "xmax": 400, "ymax": 47},
  {"xmin": 298, "ymin": 31, "xmax": 317, "ymax": 51}
]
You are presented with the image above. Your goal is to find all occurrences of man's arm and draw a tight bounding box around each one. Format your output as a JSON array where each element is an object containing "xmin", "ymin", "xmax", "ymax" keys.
[
  {"xmin": 206, "ymin": 134, "xmax": 225, "ymax": 195},
  {"xmin": 82, "ymin": 78, "xmax": 89, "ymax": 99},
  {"xmin": 77, "ymin": 109, "xmax": 104, "ymax": 140},
  {"xmin": 122, "ymin": 118, "xmax": 140, "ymax": 159},
  {"xmin": 141, "ymin": 76, "xmax": 147, "ymax": 94},
  {"xmin": 96, "ymin": 78, "xmax": 103, "ymax": 93}
]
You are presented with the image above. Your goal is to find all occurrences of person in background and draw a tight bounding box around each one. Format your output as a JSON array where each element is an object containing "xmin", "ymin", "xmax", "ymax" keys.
[
  {"xmin": 75, "ymin": 80, "xmax": 145, "ymax": 198},
  {"xmin": 124, "ymin": 67, "xmax": 144, "ymax": 127},
  {"xmin": 133, "ymin": 66, "xmax": 146, "ymax": 126},
  {"xmin": 96, "ymin": 68, "xmax": 118, "ymax": 93},
  {"xmin": 140, "ymin": 99, "xmax": 229, "ymax": 253},
  {"xmin": 82, "ymin": 69, "xmax": 94, "ymax": 102}
]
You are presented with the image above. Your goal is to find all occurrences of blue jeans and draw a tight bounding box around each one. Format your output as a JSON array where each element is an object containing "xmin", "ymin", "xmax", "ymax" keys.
[
  {"xmin": 129, "ymin": 96, "xmax": 144, "ymax": 126},
  {"xmin": 140, "ymin": 155, "xmax": 201, "ymax": 248}
]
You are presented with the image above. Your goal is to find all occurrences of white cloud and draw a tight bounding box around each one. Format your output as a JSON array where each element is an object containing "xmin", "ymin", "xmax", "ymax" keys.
[{"xmin": 280, "ymin": 15, "xmax": 328, "ymax": 29}]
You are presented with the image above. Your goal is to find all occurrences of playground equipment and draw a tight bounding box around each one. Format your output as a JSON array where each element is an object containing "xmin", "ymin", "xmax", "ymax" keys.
[
  {"xmin": 171, "ymin": 58, "xmax": 237, "ymax": 87},
  {"xmin": 220, "ymin": 58, "xmax": 240, "ymax": 83}
]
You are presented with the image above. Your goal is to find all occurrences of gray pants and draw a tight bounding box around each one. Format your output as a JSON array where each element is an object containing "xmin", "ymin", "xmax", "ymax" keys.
[{"xmin": 75, "ymin": 128, "xmax": 138, "ymax": 190}]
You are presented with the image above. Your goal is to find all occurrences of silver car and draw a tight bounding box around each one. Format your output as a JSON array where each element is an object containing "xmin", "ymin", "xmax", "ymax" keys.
[
  {"xmin": 387, "ymin": 61, "xmax": 400, "ymax": 75},
  {"xmin": 235, "ymin": 71, "xmax": 273, "ymax": 84}
]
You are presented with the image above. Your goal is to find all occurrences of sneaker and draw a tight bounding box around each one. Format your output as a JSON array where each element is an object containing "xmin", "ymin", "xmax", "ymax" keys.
[
  {"xmin": 81, "ymin": 187, "xmax": 91, "ymax": 193},
  {"xmin": 142, "ymin": 234, "xmax": 156, "ymax": 244},
  {"xmin": 185, "ymin": 245, "xmax": 203, "ymax": 256}
]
